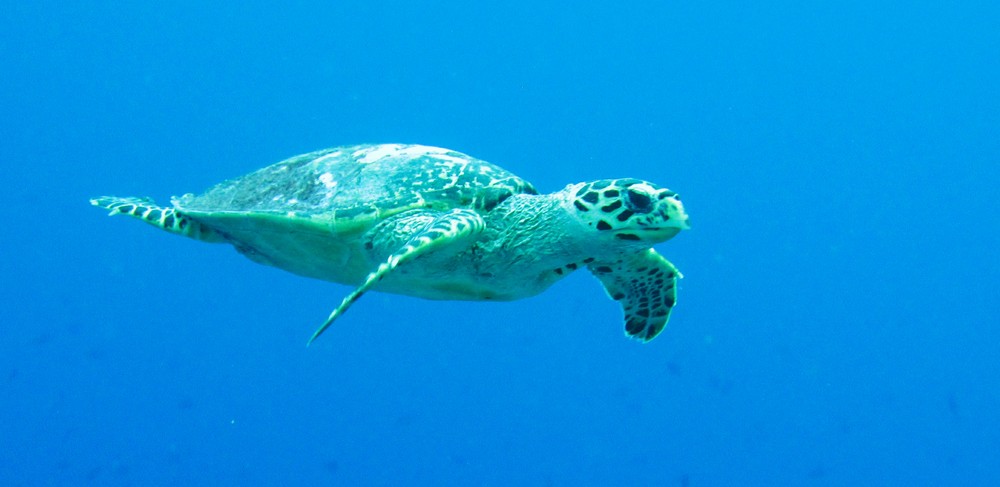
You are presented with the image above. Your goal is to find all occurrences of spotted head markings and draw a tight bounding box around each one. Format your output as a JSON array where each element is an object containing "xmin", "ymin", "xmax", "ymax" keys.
[{"xmin": 570, "ymin": 178, "xmax": 688, "ymax": 239}]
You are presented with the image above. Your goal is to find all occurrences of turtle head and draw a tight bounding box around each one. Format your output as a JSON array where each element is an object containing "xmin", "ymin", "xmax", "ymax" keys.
[{"xmin": 565, "ymin": 179, "xmax": 689, "ymax": 244}]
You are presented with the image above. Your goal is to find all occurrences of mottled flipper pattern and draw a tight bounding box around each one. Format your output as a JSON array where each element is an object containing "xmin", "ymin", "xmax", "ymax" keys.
[
  {"xmin": 589, "ymin": 249, "xmax": 681, "ymax": 342},
  {"xmin": 308, "ymin": 208, "xmax": 486, "ymax": 344},
  {"xmin": 90, "ymin": 196, "xmax": 224, "ymax": 242}
]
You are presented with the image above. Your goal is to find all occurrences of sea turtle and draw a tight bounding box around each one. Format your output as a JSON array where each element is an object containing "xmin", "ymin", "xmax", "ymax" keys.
[{"xmin": 91, "ymin": 144, "xmax": 689, "ymax": 344}]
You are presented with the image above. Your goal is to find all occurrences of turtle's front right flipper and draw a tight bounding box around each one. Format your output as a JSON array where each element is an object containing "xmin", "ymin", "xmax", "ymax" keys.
[
  {"xmin": 90, "ymin": 196, "xmax": 224, "ymax": 242},
  {"xmin": 589, "ymin": 248, "xmax": 682, "ymax": 342}
]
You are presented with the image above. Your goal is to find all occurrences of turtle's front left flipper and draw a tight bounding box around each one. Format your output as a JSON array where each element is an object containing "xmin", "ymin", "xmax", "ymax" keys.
[
  {"xmin": 307, "ymin": 209, "xmax": 486, "ymax": 345},
  {"xmin": 589, "ymin": 248, "xmax": 682, "ymax": 342}
]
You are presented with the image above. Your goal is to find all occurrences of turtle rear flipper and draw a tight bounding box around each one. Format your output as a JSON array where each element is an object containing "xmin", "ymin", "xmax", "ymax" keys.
[
  {"xmin": 589, "ymin": 249, "xmax": 681, "ymax": 342},
  {"xmin": 90, "ymin": 196, "xmax": 224, "ymax": 243}
]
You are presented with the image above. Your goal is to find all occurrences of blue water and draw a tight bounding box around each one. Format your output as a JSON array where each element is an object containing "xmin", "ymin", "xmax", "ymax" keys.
[{"xmin": 2, "ymin": 1, "xmax": 998, "ymax": 485}]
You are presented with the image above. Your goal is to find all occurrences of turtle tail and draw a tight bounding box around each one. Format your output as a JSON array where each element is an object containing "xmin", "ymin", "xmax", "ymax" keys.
[{"xmin": 90, "ymin": 196, "xmax": 225, "ymax": 243}]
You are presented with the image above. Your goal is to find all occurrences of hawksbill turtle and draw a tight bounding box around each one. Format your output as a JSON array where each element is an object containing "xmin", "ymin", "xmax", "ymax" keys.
[{"xmin": 91, "ymin": 144, "xmax": 689, "ymax": 344}]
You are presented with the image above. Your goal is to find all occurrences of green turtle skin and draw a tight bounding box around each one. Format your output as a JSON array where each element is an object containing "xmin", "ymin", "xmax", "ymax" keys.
[{"xmin": 92, "ymin": 144, "xmax": 689, "ymax": 343}]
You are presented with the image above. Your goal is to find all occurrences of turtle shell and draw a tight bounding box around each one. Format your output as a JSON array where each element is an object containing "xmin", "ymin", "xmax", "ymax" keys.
[
  {"xmin": 176, "ymin": 144, "xmax": 535, "ymax": 229},
  {"xmin": 172, "ymin": 144, "xmax": 537, "ymax": 283}
]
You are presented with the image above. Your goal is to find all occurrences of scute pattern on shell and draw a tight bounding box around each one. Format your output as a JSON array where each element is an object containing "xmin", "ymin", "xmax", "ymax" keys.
[{"xmin": 175, "ymin": 144, "xmax": 537, "ymax": 226}]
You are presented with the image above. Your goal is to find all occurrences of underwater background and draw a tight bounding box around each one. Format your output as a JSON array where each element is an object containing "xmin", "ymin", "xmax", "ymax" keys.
[{"xmin": 2, "ymin": 1, "xmax": 998, "ymax": 485}]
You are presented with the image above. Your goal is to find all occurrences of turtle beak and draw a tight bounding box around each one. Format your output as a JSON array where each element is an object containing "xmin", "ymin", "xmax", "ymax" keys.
[
  {"xmin": 677, "ymin": 214, "xmax": 691, "ymax": 230},
  {"xmin": 638, "ymin": 209, "xmax": 689, "ymax": 241},
  {"xmin": 636, "ymin": 225, "xmax": 684, "ymax": 241},
  {"xmin": 663, "ymin": 195, "xmax": 690, "ymax": 230}
]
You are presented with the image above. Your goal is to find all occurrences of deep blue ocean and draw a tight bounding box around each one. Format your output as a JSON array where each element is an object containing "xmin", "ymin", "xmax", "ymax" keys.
[{"xmin": 2, "ymin": 1, "xmax": 998, "ymax": 485}]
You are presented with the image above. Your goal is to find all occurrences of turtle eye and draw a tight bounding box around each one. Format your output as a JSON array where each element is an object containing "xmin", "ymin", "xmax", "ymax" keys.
[{"xmin": 624, "ymin": 186, "xmax": 654, "ymax": 213}]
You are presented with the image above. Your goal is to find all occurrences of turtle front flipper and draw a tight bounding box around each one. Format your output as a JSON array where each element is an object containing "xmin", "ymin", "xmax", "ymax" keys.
[
  {"xmin": 90, "ymin": 196, "xmax": 224, "ymax": 242},
  {"xmin": 589, "ymin": 248, "xmax": 682, "ymax": 342},
  {"xmin": 307, "ymin": 208, "xmax": 486, "ymax": 345}
]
